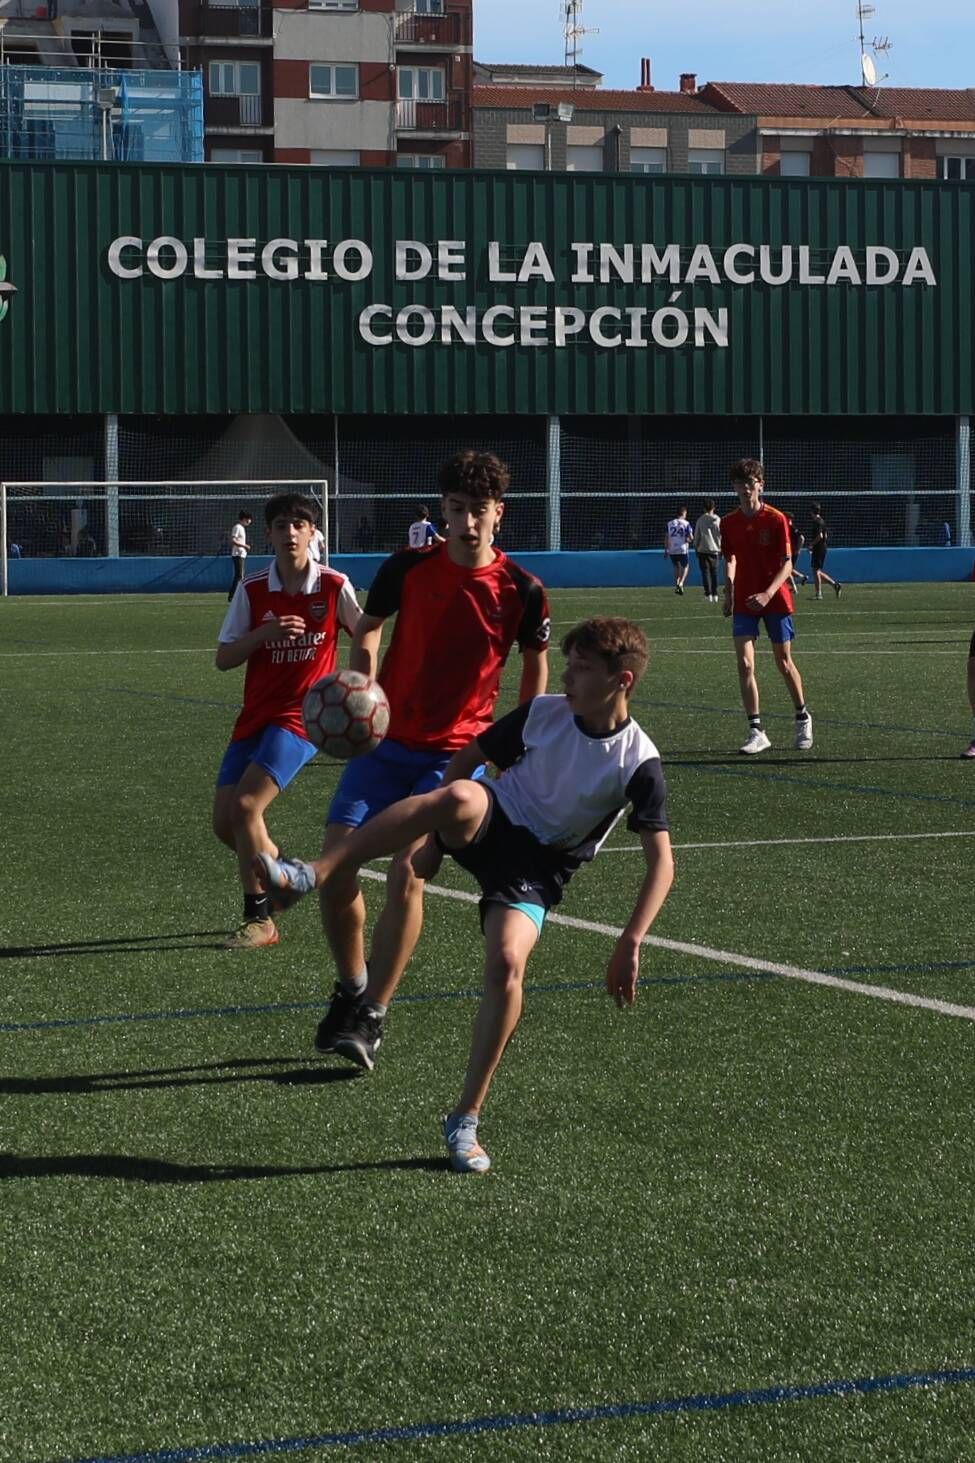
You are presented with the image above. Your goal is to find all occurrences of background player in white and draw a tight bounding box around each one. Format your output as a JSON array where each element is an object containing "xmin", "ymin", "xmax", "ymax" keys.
[
  {"xmin": 227, "ymin": 509, "xmax": 252, "ymax": 601},
  {"xmin": 664, "ymin": 507, "xmax": 694, "ymax": 595},
  {"xmin": 407, "ymin": 504, "xmax": 445, "ymax": 550}
]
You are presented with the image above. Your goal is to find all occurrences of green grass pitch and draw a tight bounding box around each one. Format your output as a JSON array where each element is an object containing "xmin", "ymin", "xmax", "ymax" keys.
[{"xmin": 1, "ymin": 582, "xmax": 974, "ymax": 1462}]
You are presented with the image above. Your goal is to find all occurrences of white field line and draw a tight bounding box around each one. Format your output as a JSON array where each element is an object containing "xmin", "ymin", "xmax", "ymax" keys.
[
  {"xmin": 602, "ymin": 830, "xmax": 975, "ymax": 854},
  {"xmin": 359, "ymin": 869, "xmax": 975, "ymax": 1023},
  {"xmin": 0, "ymin": 648, "xmax": 211, "ymax": 658}
]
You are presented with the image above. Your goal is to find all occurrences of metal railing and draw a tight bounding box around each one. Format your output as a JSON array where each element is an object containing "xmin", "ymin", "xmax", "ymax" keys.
[
  {"xmin": 394, "ymin": 9, "xmax": 466, "ymax": 46},
  {"xmin": 395, "ymin": 92, "xmax": 466, "ymax": 132}
]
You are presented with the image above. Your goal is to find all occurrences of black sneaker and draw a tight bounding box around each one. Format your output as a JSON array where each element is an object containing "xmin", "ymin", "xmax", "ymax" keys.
[
  {"xmin": 332, "ymin": 1004, "xmax": 385, "ymax": 1073},
  {"xmin": 314, "ymin": 981, "xmax": 363, "ymax": 1054},
  {"xmin": 834, "ymin": 582, "xmax": 843, "ymax": 599}
]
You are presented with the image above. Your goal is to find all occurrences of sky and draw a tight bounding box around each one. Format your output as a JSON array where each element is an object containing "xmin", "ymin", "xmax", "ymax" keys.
[{"xmin": 473, "ymin": 0, "xmax": 975, "ymax": 92}]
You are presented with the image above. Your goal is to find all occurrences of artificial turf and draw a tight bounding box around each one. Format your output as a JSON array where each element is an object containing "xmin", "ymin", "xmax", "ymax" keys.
[{"xmin": 1, "ymin": 582, "xmax": 973, "ymax": 1462}]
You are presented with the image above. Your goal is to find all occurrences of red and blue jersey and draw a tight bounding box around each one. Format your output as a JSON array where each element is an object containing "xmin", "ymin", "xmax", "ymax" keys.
[{"xmin": 219, "ymin": 560, "xmax": 360, "ymax": 742}]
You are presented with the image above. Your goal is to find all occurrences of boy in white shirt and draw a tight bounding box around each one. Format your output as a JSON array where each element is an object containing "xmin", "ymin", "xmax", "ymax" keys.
[
  {"xmin": 228, "ymin": 509, "xmax": 252, "ymax": 601},
  {"xmin": 256, "ymin": 617, "xmax": 674, "ymax": 1175},
  {"xmin": 663, "ymin": 507, "xmax": 694, "ymax": 595}
]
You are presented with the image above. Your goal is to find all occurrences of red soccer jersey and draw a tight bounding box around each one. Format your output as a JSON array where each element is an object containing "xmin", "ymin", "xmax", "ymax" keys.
[
  {"xmin": 365, "ymin": 544, "xmax": 550, "ymax": 753},
  {"xmin": 720, "ymin": 505, "xmax": 795, "ymax": 616},
  {"xmin": 220, "ymin": 560, "xmax": 360, "ymax": 742}
]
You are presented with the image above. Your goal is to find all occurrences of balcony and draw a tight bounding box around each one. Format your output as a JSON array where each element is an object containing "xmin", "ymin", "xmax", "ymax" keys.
[
  {"xmin": 394, "ymin": 8, "xmax": 470, "ymax": 48},
  {"xmin": 396, "ymin": 92, "xmax": 466, "ymax": 135},
  {"xmin": 198, "ymin": 0, "xmax": 271, "ymax": 39},
  {"xmin": 206, "ymin": 91, "xmax": 263, "ymax": 126}
]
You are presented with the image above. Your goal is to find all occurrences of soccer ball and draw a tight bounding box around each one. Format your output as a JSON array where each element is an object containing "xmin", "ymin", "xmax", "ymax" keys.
[{"xmin": 302, "ymin": 670, "xmax": 390, "ymax": 759}]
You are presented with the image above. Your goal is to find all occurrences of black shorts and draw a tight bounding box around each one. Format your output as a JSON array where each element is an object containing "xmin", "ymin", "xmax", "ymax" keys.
[
  {"xmin": 811, "ymin": 548, "xmax": 827, "ymax": 569},
  {"xmin": 440, "ymin": 789, "xmax": 579, "ymax": 929},
  {"xmin": 969, "ymin": 630, "xmax": 975, "ymax": 660}
]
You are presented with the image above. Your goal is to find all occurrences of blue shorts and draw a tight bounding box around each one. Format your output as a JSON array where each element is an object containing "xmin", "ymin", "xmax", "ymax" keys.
[
  {"xmin": 217, "ymin": 726, "xmax": 317, "ymax": 791},
  {"xmin": 733, "ymin": 612, "xmax": 795, "ymax": 644},
  {"xmin": 327, "ymin": 737, "xmax": 485, "ymax": 830},
  {"xmin": 669, "ymin": 553, "xmax": 689, "ymax": 565}
]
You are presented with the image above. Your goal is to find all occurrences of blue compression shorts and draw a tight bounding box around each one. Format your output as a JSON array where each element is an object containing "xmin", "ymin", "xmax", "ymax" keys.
[{"xmin": 216, "ymin": 725, "xmax": 317, "ymax": 791}]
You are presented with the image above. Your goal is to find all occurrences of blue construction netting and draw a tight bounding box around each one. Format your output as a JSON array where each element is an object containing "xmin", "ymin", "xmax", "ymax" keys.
[{"xmin": 0, "ymin": 66, "xmax": 203, "ymax": 163}]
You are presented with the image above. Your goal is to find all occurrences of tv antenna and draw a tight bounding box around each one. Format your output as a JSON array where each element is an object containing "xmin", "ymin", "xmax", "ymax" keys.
[
  {"xmin": 564, "ymin": 0, "xmax": 598, "ymax": 70},
  {"xmin": 856, "ymin": 1, "xmax": 891, "ymax": 86}
]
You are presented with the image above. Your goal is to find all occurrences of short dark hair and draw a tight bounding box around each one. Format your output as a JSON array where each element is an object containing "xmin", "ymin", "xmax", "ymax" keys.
[
  {"xmin": 416, "ymin": 504, "xmax": 430, "ymax": 518},
  {"xmin": 731, "ymin": 458, "xmax": 764, "ymax": 484},
  {"xmin": 811, "ymin": 503, "xmax": 822, "ymax": 515},
  {"xmin": 704, "ymin": 499, "xmax": 716, "ymax": 512},
  {"xmin": 438, "ymin": 451, "xmax": 510, "ymax": 501},
  {"xmin": 264, "ymin": 492, "xmax": 317, "ymax": 527},
  {"xmin": 238, "ymin": 509, "xmax": 253, "ymax": 521},
  {"xmin": 561, "ymin": 617, "xmax": 649, "ymax": 693}
]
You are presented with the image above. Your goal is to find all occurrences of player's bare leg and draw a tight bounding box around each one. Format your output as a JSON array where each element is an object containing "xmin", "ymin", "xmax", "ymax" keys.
[
  {"xmin": 733, "ymin": 634, "xmax": 772, "ymax": 754},
  {"xmin": 772, "ymin": 642, "xmax": 813, "ymax": 750},
  {"xmin": 365, "ymin": 840, "xmax": 427, "ymax": 1008},
  {"xmin": 217, "ymin": 767, "xmax": 282, "ymax": 949},
  {"xmin": 318, "ymin": 822, "xmax": 368, "ymax": 985},
  {"xmin": 443, "ymin": 906, "xmax": 539, "ymax": 1174}
]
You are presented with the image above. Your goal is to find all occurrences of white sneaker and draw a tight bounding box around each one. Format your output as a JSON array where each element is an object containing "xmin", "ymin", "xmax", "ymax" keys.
[
  {"xmin": 739, "ymin": 728, "xmax": 771, "ymax": 755},
  {"xmin": 794, "ymin": 715, "xmax": 813, "ymax": 750}
]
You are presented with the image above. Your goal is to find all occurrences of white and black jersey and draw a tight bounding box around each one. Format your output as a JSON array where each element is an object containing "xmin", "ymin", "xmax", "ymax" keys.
[{"xmin": 478, "ymin": 695, "xmax": 668, "ymax": 868}]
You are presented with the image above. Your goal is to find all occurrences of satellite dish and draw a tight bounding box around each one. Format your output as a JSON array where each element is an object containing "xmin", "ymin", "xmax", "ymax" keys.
[{"xmin": 861, "ymin": 52, "xmax": 877, "ymax": 86}]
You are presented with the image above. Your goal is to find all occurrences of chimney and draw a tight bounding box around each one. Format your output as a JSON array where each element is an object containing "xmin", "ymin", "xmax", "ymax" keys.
[
  {"xmin": 679, "ymin": 72, "xmax": 697, "ymax": 94},
  {"xmin": 637, "ymin": 57, "xmax": 653, "ymax": 92}
]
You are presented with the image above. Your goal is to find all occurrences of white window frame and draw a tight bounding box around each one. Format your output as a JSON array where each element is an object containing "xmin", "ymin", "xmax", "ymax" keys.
[
  {"xmin": 630, "ymin": 145, "xmax": 666, "ymax": 175},
  {"xmin": 414, "ymin": 0, "xmax": 444, "ymax": 11},
  {"xmin": 210, "ymin": 147, "xmax": 264, "ymax": 162},
  {"xmin": 687, "ymin": 147, "xmax": 724, "ymax": 175},
  {"xmin": 208, "ymin": 60, "xmax": 260, "ymax": 96},
  {"xmin": 309, "ymin": 63, "xmax": 358, "ymax": 99},
  {"xmin": 397, "ymin": 152, "xmax": 446, "ymax": 169},
  {"xmin": 506, "ymin": 142, "xmax": 544, "ymax": 171},
  {"xmin": 942, "ymin": 156, "xmax": 975, "ymax": 181},
  {"xmin": 307, "ymin": 0, "xmax": 357, "ymax": 8},
  {"xmin": 398, "ymin": 65, "xmax": 445, "ymax": 102}
]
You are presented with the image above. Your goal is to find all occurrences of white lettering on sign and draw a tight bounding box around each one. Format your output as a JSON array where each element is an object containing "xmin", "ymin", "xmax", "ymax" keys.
[{"xmin": 105, "ymin": 236, "xmax": 939, "ymax": 352}]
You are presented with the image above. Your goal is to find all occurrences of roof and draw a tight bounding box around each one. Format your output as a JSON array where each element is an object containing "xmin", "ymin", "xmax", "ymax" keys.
[
  {"xmin": 473, "ymin": 86, "xmax": 719, "ymax": 115},
  {"xmin": 475, "ymin": 63, "xmax": 603, "ymax": 79},
  {"xmin": 704, "ymin": 81, "xmax": 975, "ymax": 122}
]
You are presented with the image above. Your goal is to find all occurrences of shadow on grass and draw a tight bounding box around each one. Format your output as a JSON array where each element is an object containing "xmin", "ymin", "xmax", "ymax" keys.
[
  {"xmin": 0, "ymin": 1152, "xmax": 451, "ymax": 1182},
  {"xmin": 0, "ymin": 931, "xmax": 232, "ymax": 960},
  {"xmin": 0, "ymin": 1055, "xmax": 361, "ymax": 1095}
]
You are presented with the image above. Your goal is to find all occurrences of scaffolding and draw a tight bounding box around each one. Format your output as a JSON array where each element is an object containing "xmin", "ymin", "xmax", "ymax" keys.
[{"xmin": 0, "ymin": 64, "xmax": 203, "ymax": 162}]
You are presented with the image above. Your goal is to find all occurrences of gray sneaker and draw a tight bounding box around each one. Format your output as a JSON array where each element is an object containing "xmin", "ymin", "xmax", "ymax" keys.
[
  {"xmin": 739, "ymin": 728, "xmax": 771, "ymax": 755},
  {"xmin": 794, "ymin": 715, "xmax": 813, "ymax": 751},
  {"xmin": 254, "ymin": 852, "xmax": 316, "ymax": 910},
  {"xmin": 442, "ymin": 1113, "xmax": 491, "ymax": 1174}
]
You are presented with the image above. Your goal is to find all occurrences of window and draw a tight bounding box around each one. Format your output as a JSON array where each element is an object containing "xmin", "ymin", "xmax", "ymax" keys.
[
  {"xmin": 210, "ymin": 147, "xmax": 264, "ymax": 162},
  {"xmin": 398, "ymin": 65, "xmax": 445, "ymax": 101},
  {"xmin": 308, "ymin": 0, "xmax": 357, "ymax": 8},
  {"xmin": 566, "ymin": 143, "xmax": 603, "ymax": 173},
  {"xmin": 943, "ymin": 156, "xmax": 975, "ymax": 180},
  {"xmin": 311, "ymin": 149, "xmax": 360, "ymax": 166},
  {"xmin": 309, "ymin": 63, "xmax": 358, "ymax": 98},
  {"xmin": 208, "ymin": 61, "xmax": 260, "ymax": 96},
  {"xmin": 863, "ymin": 151, "xmax": 899, "ymax": 178},
  {"xmin": 687, "ymin": 148, "xmax": 723, "ymax": 175},
  {"xmin": 414, "ymin": 0, "xmax": 444, "ymax": 10},
  {"xmin": 779, "ymin": 151, "xmax": 811, "ymax": 177},
  {"xmin": 506, "ymin": 143, "xmax": 544, "ymax": 171},
  {"xmin": 630, "ymin": 145, "xmax": 666, "ymax": 174},
  {"xmin": 397, "ymin": 153, "xmax": 446, "ymax": 168}
]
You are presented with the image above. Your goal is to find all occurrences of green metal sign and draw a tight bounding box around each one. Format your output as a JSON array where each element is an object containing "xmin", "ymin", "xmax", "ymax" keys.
[{"xmin": 0, "ymin": 161, "xmax": 970, "ymax": 416}]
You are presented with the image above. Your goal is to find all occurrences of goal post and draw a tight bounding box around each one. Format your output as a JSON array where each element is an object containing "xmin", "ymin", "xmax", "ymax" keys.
[{"xmin": 0, "ymin": 478, "xmax": 329, "ymax": 596}]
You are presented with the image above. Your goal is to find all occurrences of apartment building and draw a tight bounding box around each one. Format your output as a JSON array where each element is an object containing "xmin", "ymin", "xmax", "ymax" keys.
[
  {"xmin": 173, "ymin": 0, "xmax": 472, "ymax": 165},
  {"xmin": 473, "ymin": 63, "xmax": 756, "ymax": 175},
  {"xmin": 700, "ymin": 83, "xmax": 975, "ymax": 179}
]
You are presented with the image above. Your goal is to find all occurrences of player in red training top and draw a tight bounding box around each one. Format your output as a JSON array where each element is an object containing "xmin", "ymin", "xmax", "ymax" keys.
[
  {"xmin": 214, "ymin": 492, "xmax": 360, "ymax": 949},
  {"xmin": 310, "ymin": 451, "xmax": 551, "ymax": 1071},
  {"xmin": 721, "ymin": 459, "xmax": 813, "ymax": 756}
]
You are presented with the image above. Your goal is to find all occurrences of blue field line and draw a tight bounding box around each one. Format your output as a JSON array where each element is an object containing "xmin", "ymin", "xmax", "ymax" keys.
[
  {"xmin": 643, "ymin": 695, "xmax": 965, "ymax": 742},
  {"xmin": 53, "ymin": 1365, "xmax": 975, "ymax": 1463},
  {"xmin": 107, "ymin": 687, "xmax": 236, "ymax": 711},
  {"xmin": 0, "ymin": 969, "xmax": 773, "ymax": 1036}
]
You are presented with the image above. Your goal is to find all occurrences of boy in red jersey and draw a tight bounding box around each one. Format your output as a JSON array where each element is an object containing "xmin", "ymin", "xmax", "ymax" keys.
[
  {"xmin": 721, "ymin": 460, "xmax": 813, "ymax": 755},
  {"xmin": 213, "ymin": 493, "xmax": 361, "ymax": 949},
  {"xmin": 310, "ymin": 451, "xmax": 550, "ymax": 1071}
]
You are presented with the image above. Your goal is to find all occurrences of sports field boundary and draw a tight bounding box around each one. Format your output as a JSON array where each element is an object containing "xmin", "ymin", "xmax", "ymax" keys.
[{"xmin": 51, "ymin": 1365, "xmax": 975, "ymax": 1463}]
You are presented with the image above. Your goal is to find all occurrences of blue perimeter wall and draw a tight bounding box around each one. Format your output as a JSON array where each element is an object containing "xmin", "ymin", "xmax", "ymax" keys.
[{"xmin": 5, "ymin": 547, "xmax": 975, "ymax": 595}]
